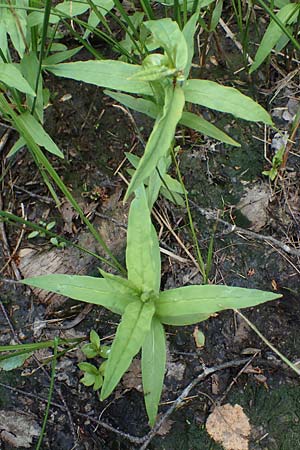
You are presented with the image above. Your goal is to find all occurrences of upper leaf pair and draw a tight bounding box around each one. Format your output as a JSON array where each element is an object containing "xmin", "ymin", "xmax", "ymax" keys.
[{"xmin": 44, "ymin": 15, "xmax": 273, "ymax": 202}]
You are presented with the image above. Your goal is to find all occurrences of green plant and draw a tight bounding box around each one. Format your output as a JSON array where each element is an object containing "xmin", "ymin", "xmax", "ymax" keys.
[
  {"xmin": 79, "ymin": 330, "xmax": 110, "ymax": 391},
  {"xmin": 0, "ymin": 337, "xmax": 82, "ymax": 371},
  {"xmin": 22, "ymin": 185, "xmax": 281, "ymax": 426},
  {"xmin": 27, "ymin": 220, "xmax": 67, "ymax": 248},
  {"xmin": 28, "ymin": 220, "xmax": 56, "ymax": 239},
  {"xmin": 250, "ymin": 1, "xmax": 300, "ymax": 73},
  {"xmin": 41, "ymin": 15, "xmax": 273, "ymax": 280},
  {"xmin": 81, "ymin": 330, "xmax": 110, "ymax": 359},
  {"xmin": 44, "ymin": 15, "xmax": 273, "ymax": 205},
  {"xmin": 262, "ymin": 144, "xmax": 285, "ymax": 180}
]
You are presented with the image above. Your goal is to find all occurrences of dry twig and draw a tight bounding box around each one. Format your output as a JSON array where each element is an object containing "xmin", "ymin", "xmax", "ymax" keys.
[
  {"xmin": 190, "ymin": 201, "xmax": 300, "ymax": 257},
  {"xmin": 139, "ymin": 358, "xmax": 251, "ymax": 450}
]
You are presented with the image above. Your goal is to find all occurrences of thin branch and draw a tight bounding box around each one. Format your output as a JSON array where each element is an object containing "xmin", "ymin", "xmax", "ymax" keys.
[
  {"xmin": 190, "ymin": 201, "xmax": 300, "ymax": 257},
  {"xmin": 139, "ymin": 358, "xmax": 251, "ymax": 450}
]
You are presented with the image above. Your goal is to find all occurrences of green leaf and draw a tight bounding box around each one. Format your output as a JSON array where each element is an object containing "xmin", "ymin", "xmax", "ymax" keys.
[
  {"xmin": 142, "ymin": 316, "xmax": 166, "ymax": 427},
  {"xmin": 105, "ymin": 91, "xmax": 240, "ymax": 147},
  {"xmin": 27, "ymin": 230, "xmax": 40, "ymax": 239},
  {"xmin": 250, "ymin": 3, "xmax": 299, "ymax": 73},
  {"xmin": 181, "ymin": 111, "xmax": 240, "ymax": 146},
  {"xmin": 209, "ymin": 0, "xmax": 223, "ymax": 31},
  {"xmin": 100, "ymin": 300, "xmax": 155, "ymax": 400},
  {"xmin": 0, "ymin": 352, "xmax": 31, "ymax": 371},
  {"xmin": 20, "ymin": 52, "xmax": 44, "ymax": 123},
  {"xmin": 126, "ymin": 186, "xmax": 161, "ymax": 293},
  {"xmin": 104, "ymin": 90, "xmax": 158, "ymax": 118},
  {"xmin": 43, "ymin": 47, "xmax": 83, "ymax": 65},
  {"xmin": 130, "ymin": 65, "xmax": 177, "ymax": 82},
  {"xmin": 160, "ymin": 186, "xmax": 185, "ymax": 206},
  {"xmin": 21, "ymin": 274, "xmax": 138, "ymax": 315},
  {"xmin": 0, "ymin": 63, "xmax": 36, "ymax": 96},
  {"xmin": 182, "ymin": 11, "xmax": 200, "ymax": 78},
  {"xmin": 156, "ymin": 285, "xmax": 282, "ymax": 324},
  {"xmin": 144, "ymin": 19, "xmax": 188, "ymax": 70},
  {"xmin": 100, "ymin": 346, "xmax": 110, "ymax": 358},
  {"xmin": 0, "ymin": 0, "xmax": 28, "ymax": 58},
  {"xmin": 83, "ymin": 0, "xmax": 114, "ymax": 39},
  {"xmin": 99, "ymin": 269, "xmax": 139, "ymax": 293},
  {"xmin": 158, "ymin": 311, "xmax": 210, "ymax": 326},
  {"xmin": 125, "ymin": 84, "xmax": 185, "ymax": 199},
  {"xmin": 93, "ymin": 373, "xmax": 104, "ymax": 390},
  {"xmin": 78, "ymin": 362, "xmax": 99, "ymax": 374},
  {"xmin": 80, "ymin": 372, "xmax": 96, "ymax": 386},
  {"xmin": 163, "ymin": 173, "xmax": 185, "ymax": 194},
  {"xmin": 146, "ymin": 157, "xmax": 168, "ymax": 209},
  {"xmin": 7, "ymin": 112, "xmax": 63, "ymax": 159},
  {"xmin": 90, "ymin": 330, "xmax": 100, "ymax": 348},
  {"xmin": 184, "ymin": 79, "xmax": 273, "ymax": 125},
  {"xmin": 52, "ymin": 0, "xmax": 89, "ymax": 21},
  {"xmin": 82, "ymin": 343, "xmax": 98, "ymax": 358},
  {"xmin": 45, "ymin": 61, "xmax": 153, "ymax": 95}
]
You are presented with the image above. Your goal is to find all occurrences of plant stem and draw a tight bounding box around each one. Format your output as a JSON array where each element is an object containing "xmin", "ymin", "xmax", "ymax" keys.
[
  {"xmin": 35, "ymin": 337, "xmax": 59, "ymax": 450},
  {"xmin": 31, "ymin": 0, "xmax": 52, "ymax": 115},
  {"xmin": 171, "ymin": 147, "xmax": 206, "ymax": 281}
]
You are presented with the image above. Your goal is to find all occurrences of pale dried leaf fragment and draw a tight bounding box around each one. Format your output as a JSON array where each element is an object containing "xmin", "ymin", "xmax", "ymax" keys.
[
  {"xmin": 122, "ymin": 358, "xmax": 142, "ymax": 392},
  {"xmin": 206, "ymin": 403, "xmax": 251, "ymax": 450},
  {"xmin": 0, "ymin": 411, "xmax": 41, "ymax": 448},
  {"xmin": 157, "ymin": 417, "xmax": 174, "ymax": 436},
  {"xmin": 236, "ymin": 184, "xmax": 270, "ymax": 231}
]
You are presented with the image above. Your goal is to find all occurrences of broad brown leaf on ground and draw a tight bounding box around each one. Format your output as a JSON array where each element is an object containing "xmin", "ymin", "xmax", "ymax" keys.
[
  {"xmin": 206, "ymin": 403, "xmax": 251, "ymax": 450},
  {"xmin": 122, "ymin": 358, "xmax": 142, "ymax": 392},
  {"xmin": 0, "ymin": 410, "xmax": 41, "ymax": 448}
]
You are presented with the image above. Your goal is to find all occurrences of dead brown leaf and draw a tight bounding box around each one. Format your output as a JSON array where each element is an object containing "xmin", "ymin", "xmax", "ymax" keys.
[
  {"xmin": 122, "ymin": 358, "xmax": 142, "ymax": 392},
  {"xmin": 0, "ymin": 411, "xmax": 41, "ymax": 448},
  {"xmin": 237, "ymin": 184, "xmax": 270, "ymax": 231},
  {"xmin": 60, "ymin": 201, "xmax": 77, "ymax": 234},
  {"xmin": 211, "ymin": 373, "xmax": 220, "ymax": 395},
  {"xmin": 206, "ymin": 403, "xmax": 251, "ymax": 450},
  {"xmin": 157, "ymin": 418, "xmax": 174, "ymax": 436}
]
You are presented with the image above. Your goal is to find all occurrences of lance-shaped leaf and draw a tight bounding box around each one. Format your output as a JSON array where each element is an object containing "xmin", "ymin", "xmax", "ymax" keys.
[
  {"xmin": 0, "ymin": 63, "xmax": 36, "ymax": 96},
  {"xmin": 126, "ymin": 186, "xmax": 161, "ymax": 293},
  {"xmin": 156, "ymin": 285, "xmax": 282, "ymax": 323},
  {"xmin": 99, "ymin": 269, "xmax": 139, "ymax": 293},
  {"xmin": 7, "ymin": 112, "xmax": 63, "ymax": 159},
  {"xmin": 21, "ymin": 274, "xmax": 138, "ymax": 315},
  {"xmin": 125, "ymin": 85, "xmax": 185, "ymax": 199},
  {"xmin": 250, "ymin": 3, "xmax": 299, "ymax": 73},
  {"xmin": 101, "ymin": 300, "xmax": 155, "ymax": 400},
  {"xmin": 126, "ymin": 152, "xmax": 184, "ymax": 207},
  {"xmin": 51, "ymin": 0, "xmax": 89, "ymax": 22},
  {"xmin": 182, "ymin": 11, "xmax": 200, "ymax": 78},
  {"xmin": 43, "ymin": 46, "xmax": 83, "ymax": 65},
  {"xmin": 45, "ymin": 61, "xmax": 153, "ymax": 95},
  {"xmin": 105, "ymin": 91, "xmax": 240, "ymax": 147},
  {"xmin": 180, "ymin": 111, "xmax": 240, "ymax": 147},
  {"xmin": 83, "ymin": 0, "xmax": 114, "ymax": 39},
  {"xmin": 104, "ymin": 89, "xmax": 158, "ymax": 117},
  {"xmin": 142, "ymin": 316, "xmax": 166, "ymax": 427},
  {"xmin": 144, "ymin": 19, "xmax": 188, "ymax": 70},
  {"xmin": 184, "ymin": 79, "xmax": 273, "ymax": 125},
  {"xmin": 21, "ymin": 52, "xmax": 44, "ymax": 123},
  {"xmin": 158, "ymin": 312, "xmax": 210, "ymax": 326},
  {"xmin": 130, "ymin": 66, "xmax": 177, "ymax": 82},
  {"xmin": 0, "ymin": 1, "xmax": 28, "ymax": 58}
]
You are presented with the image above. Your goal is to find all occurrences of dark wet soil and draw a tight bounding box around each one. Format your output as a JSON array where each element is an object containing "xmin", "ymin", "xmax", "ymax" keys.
[{"xmin": 1, "ymin": 28, "xmax": 300, "ymax": 450}]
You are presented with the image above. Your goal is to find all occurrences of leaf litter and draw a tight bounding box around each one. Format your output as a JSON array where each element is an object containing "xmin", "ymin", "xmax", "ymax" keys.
[
  {"xmin": 206, "ymin": 403, "xmax": 251, "ymax": 450},
  {"xmin": 0, "ymin": 410, "xmax": 41, "ymax": 448}
]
